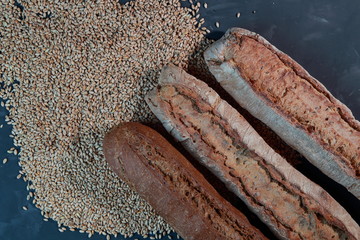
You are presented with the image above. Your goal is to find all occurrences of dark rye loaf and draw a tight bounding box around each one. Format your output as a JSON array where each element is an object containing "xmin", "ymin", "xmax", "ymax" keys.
[
  {"xmin": 145, "ymin": 64, "xmax": 360, "ymax": 240},
  {"xmin": 103, "ymin": 122, "xmax": 267, "ymax": 240},
  {"xmin": 204, "ymin": 28, "xmax": 360, "ymax": 199}
]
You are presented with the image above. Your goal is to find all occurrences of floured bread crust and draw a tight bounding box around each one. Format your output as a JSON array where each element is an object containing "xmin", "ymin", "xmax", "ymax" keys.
[
  {"xmin": 145, "ymin": 64, "xmax": 360, "ymax": 240},
  {"xmin": 204, "ymin": 28, "xmax": 360, "ymax": 198}
]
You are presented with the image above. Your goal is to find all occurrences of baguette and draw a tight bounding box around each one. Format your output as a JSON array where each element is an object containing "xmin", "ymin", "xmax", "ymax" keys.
[
  {"xmin": 103, "ymin": 122, "xmax": 267, "ymax": 240},
  {"xmin": 145, "ymin": 64, "xmax": 360, "ymax": 240},
  {"xmin": 204, "ymin": 28, "xmax": 360, "ymax": 199}
]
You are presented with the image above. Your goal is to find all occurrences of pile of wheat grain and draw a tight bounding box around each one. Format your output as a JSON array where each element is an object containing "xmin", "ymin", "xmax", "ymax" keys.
[{"xmin": 0, "ymin": 0, "xmax": 211, "ymax": 238}]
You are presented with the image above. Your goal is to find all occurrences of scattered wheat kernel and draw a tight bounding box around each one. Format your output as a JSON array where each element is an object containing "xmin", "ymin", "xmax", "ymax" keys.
[
  {"xmin": 236, "ymin": 12, "xmax": 241, "ymax": 18},
  {"xmin": 16, "ymin": 174, "xmax": 22, "ymax": 179},
  {"xmin": 203, "ymin": 2, "xmax": 208, "ymax": 8},
  {"xmin": 215, "ymin": 21, "xmax": 220, "ymax": 28},
  {"xmin": 22, "ymin": 206, "xmax": 28, "ymax": 211},
  {"xmin": 2, "ymin": 158, "xmax": 8, "ymax": 164},
  {"xmin": 0, "ymin": 0, "xmax": 212, "ymax": 238}
]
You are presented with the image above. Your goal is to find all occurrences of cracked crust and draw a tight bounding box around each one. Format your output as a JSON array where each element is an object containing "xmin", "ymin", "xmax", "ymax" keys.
[
  {"xmin": 103, "ymin": 122, "xmax": 267, "ymax": 240},
  {"xmin": 145, "ymin": 64, "xmax": 360, "ymax": 240},
  {"xmin": 204, "ymin": 28, "xmax": 360, "ymax": 199}
]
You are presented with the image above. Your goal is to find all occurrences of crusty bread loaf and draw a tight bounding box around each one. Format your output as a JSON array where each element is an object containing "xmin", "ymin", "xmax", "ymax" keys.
[
  {"xmin": 204, "ymin": 28, "xmax": 360, "ymax": 199},
  {"xmin": 145, "ymin": 64, "xmax": 360, "ymax": 240},
  {"xmin": 103, "ymin": 122, "xmax": 267, "ymax": 240}
]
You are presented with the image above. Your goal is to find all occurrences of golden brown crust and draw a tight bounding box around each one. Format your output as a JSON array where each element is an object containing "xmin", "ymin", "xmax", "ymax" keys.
[
  {"xmin": 204, "ymin": 28, "xmax": 360, "ymax": 198},
  {"xmin": 232, "ymin": 34, "xmax": 359, "ymax": 176},
  {"xmin": 103, "ymin": 122, "xmax": 267, "ymax": 240},
  {"xmin": 146, "ymin": 64, "xmax": 360, "ymax": 240}
]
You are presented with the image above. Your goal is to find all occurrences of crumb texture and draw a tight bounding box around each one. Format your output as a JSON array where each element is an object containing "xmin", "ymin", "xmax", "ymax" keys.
[
  {"xmin": 232, "ymin": 36, "xmax": 360, "ymax": 176},
  {"xmin": 156, "ymin": 84, "xmax": 351, "ymax": 240}
]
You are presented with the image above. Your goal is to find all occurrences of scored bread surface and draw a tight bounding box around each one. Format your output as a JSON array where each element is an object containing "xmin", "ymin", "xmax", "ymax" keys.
[
  {"xmin": 204, "ymin": 27, "xmax": 360, "ymax": 199},
  {"xmin": 145, "ymin": 64, "xmax": 360, "ymax": 240}
]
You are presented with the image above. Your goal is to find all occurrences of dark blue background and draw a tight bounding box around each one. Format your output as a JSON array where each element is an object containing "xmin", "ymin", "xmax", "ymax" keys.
[{"xmin": 1, "ymin": 0, "xmax": 359, "ymax": 239}]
